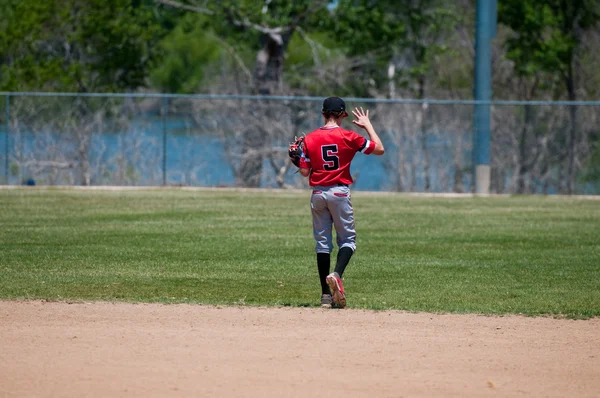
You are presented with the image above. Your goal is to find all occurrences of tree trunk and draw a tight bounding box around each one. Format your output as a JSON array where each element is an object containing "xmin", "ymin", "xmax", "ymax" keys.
[
  {"xmin": 566, "ymin": 69, "xmax": 578, "ymax": 195},
  {"xmin": 516, "ymin": 104, "xmax": 533, "ymax": 194},
  {"xmin": 415, "ymin": 75, "xmax": 431, "ymax": 192},
  {"xmin": 397, "ymin": 147, "xmax": 406, "ymax": 192},
  {"xmin": 75, "ymin": 99, "xmax": 92, "ymax": 186},
  {"xmin": 240, "ymin": 32, "xmax": 292, "ymax": 188},
  {"xmin": 253, "ymin": 33, "xmax": 288, "ymax": 95},
  {"xmin": 388, "ymin": 62, "xmax": 396, "ymax": 99},
  {"xmin": 452, "ymin": 132, "xmax": 464, "ymax": 193},
  {"xmin": 77, "ymin": 138, "xmax": 91, "ymax": 186}
]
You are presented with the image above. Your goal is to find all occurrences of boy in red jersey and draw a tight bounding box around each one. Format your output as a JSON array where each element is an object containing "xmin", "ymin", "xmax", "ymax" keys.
[{"xmin": 297, "ymin": 97, "xmax": 385, "ymax": 308}]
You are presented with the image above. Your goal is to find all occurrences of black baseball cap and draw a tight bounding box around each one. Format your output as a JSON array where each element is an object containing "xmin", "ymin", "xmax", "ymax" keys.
[{"xmin": 322, "ymin": 96, "xmax": 348, "ymax": 116}]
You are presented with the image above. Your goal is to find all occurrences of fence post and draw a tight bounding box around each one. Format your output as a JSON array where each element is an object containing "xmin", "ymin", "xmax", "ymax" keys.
[
  {"xmin": 4, "ymin": 94, "xmax": 9, "ymax": 185},
  {"xmin": 162, "ymin": 97, "xmax": 168, "ymax": 186}
]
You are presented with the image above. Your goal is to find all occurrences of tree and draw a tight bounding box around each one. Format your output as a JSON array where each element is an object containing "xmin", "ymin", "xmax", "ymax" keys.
[
  {"xmin": 154, "ymin": 0, "xmax": 329, "ymax": 187},
  {"xmin": 155, "ymin": 0, "xmax": 330, "ymax": 95},
  {"xmin": 0, "ymin": 0, "xmax": 163, "ymax": 92},
  {"xmin": 325, "ymin": 0, "xmax": 406, "ymax": 97},
  {"xmin": 0, "ymin": 0, "xmax": 164, "ymax": 185},
  {"xmin": 330, "ymin": 0, "xmax": 457, "ymax": 192},
  {"xmin": 499, "ymin": 0, "xmax": 600, "ymax": 194},
  {"xmin": 150, "ymin": 13, "xmax": 223, "ymax": 93}
]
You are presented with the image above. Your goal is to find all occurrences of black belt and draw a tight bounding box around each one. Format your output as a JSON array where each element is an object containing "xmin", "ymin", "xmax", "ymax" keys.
[{"xmin": 337, "ymin": 183, "xmax": 348, "ymax": 187}]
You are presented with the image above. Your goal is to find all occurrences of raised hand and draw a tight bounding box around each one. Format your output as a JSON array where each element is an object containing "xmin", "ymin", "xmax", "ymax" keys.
[{"xmin": 351, "ymin": 107, "xmax": 372, "ymax": 129}]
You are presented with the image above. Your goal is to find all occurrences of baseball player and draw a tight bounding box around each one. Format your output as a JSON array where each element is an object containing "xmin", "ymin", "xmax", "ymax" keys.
[{"xmin": 290, "ymin": 97, "xmax": 385, "ymax": 308}]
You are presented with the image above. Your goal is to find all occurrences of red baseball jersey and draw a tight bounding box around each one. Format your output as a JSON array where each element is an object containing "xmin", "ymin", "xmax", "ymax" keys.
[{"xmin": 299, "ymin": 126, "xmax": 376, "ymax": 186}]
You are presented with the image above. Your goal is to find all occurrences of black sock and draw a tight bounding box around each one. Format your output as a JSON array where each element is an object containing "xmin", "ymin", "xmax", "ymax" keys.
[
  {"xmin": 334, "ymin": 247, "xmax": 354, "ymax": 278},
  {"xmin": 316, "ymin": 252, "xmax": 331, "ymax": 295}
]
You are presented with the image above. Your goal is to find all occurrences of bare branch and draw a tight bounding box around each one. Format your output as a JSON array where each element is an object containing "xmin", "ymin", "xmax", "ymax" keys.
[
  {"xmin": 205, "ymin": 32, "xmax": 254, "ymax": 84},
  {"xmin": 296, "ymin": 27, "xmax": 322, "ymax": 67},
  {"xmin": 22, "ymin": 161, "xmax": 75, "ymax": 169},
  {"xmin": 229, "ymin": 17, "xmax": 284, "ymax": 44},
  {"xmin": 289, "ymin": 0, "xmax": 329, "ymax": 30},
  {"xmin": 267, "ymin": 152, "xmax": 292, "ymax": 188},
  {"xmin": 155, "ymin": 0, "xmax": 214, "ymax": 15},
  {"xmin": 231, "ymin": 1, "xmax": 328, "ymax": 44},
  {"xmin": 161, "ymin": 1, "xmax": 288, "ymax": 45},
  {"xmin": 231, "ymin": 17, "xmax": 283, "ymax": 35}
]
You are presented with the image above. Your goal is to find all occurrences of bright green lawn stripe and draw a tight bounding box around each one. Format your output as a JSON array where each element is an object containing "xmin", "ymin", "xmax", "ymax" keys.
[{"xmin": 0, "ymin": 189, "xmax": 599, "ymax": 317}]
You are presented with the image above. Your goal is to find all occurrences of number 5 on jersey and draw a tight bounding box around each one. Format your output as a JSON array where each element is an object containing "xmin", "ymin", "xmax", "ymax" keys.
[{"xmin": 322, "ymin": 144, "xmax": 339, "ymax": 171}]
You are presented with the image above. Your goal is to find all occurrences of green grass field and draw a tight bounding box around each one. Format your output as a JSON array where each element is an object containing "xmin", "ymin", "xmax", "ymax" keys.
[{"xmin": 1, "ymin": 188, "xmax": 599, "ymax": 318}]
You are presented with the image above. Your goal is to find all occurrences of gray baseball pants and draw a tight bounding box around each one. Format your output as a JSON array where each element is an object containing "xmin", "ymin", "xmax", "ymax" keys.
[{"xmin": 310, "ymin": 185, "xmax": 357, "ymax": 254}]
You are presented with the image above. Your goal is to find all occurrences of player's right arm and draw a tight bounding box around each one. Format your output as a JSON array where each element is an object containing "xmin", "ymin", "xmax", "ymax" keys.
[
  {"xmin": 352, "ymin": 107, "xmax": 385, "ymax": 155},
  {"xmin": 298, "ymin": 147, "xmax": 311, "ymax": 177}
]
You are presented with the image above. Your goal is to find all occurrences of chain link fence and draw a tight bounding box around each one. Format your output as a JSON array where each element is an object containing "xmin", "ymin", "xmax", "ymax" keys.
[{"xmin": 0, "ymin": 93, "xmax": 598, "ymax": 194}]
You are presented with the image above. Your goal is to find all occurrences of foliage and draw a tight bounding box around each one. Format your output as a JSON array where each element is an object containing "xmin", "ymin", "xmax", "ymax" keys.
[
  {"xmin": 325, "ymin": 0, "xmax": 407, "ymax": 96},
  {"xmin": 1, "ymin": 0, "xmax": 600, "ymax": 188},
  {"xmin": 1, "ymin": 0, "xmax": 600, "ymax": 102},
  {"xmin": 0, "ymin": 0, "xmax": 164, "ymax": 92},
  {"xmin": 283, "ymin": 31, "xmax": 347, "ymax": 94},
  {"xmin": 498, "ymin": 0, "xmax": 600, "ymax": 89},
  {"xmin": 321, "ymin": 0, "xmax": 459, "ymax": 97},
  {"xmin": 150, "ymin": 14, "xmax": 222, "ymax": 93},
  {"xmin": 498, "ymin": 0, "xmax": 600, "ymax": 195}
]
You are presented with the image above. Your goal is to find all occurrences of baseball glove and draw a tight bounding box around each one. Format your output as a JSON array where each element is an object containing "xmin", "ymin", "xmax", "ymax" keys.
[{"xmin": 288, "ymin": 136, "xmax": 305, "ymax": 168}]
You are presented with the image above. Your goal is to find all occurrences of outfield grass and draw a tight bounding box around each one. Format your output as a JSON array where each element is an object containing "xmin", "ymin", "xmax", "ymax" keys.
[{"xmin": 0, "ymin": 188, "xmax": 599, "ymax": 317}]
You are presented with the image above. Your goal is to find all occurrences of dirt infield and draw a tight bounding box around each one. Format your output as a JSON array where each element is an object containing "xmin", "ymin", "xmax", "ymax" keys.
[{"xmin": 1, "ymin": 301, "xmax": 599, "ymax": 398}]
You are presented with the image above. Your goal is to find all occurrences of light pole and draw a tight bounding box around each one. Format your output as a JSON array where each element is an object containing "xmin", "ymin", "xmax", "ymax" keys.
[{"xmin": 473, "ymin": 0, "xmax": 497, "ymax": 194}]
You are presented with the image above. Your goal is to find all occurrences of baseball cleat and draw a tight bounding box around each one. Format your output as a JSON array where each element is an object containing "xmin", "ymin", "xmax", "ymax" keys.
[
  {"xmin": 326, "ymin": 273, "xmax": 346, "ymax": 308},
  {"xmin": 320, "ymin": 294, "xmax": 333, "ymax": 308}
]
